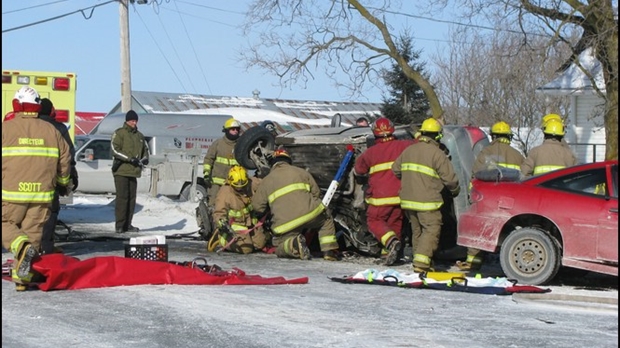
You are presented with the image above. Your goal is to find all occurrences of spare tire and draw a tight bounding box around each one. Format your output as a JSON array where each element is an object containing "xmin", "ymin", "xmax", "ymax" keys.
[
  {"xmin": 235, "ymin": 126, "xmax": 276, "ymax": 170},
  {"xmin": 474, "ymin": 168, "xmax": 521, "ymax": 182}
]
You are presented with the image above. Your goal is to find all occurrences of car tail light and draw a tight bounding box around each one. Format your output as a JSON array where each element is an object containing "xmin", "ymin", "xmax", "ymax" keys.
[
  {"xmin": 464, "ymin": 126, "xmax": 488, "ymax": 146},
  {"xmin": 55, "ymin": 110, "xmax": 70, "ymax": 123},
  {"xmin": 53, "ymin": 77, "xmax": 71, "ymax": 91}
]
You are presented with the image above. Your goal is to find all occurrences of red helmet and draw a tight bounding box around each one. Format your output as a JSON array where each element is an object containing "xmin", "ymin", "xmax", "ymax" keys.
[
  {"xmin": 273, "ymin": 148, "xmax": 290, "ymax": 159},
  {"xmin": 372, "ymin": 117, "xmax": 395, "ymax": 137}
]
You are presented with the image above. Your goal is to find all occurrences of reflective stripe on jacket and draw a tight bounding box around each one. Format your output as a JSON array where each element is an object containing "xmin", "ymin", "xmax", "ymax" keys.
[
  {"xmin": 213, "ymin": 184, "xmax": 257, "ymax": 231},
  {"xmin": 472, "ymin": 138, "xmax": 525, "ymax": 174},
  {"xmin": 354, "ymin": 138, "xmax": 414, "ymax": 207},
  {"xmin": 520, "ymin": 138, "xmax": 578, "ymax": 177},
  {"xmin": 2, "ymin": 113, "xmax": 72, "ymax": 203},
  {"xmin": 111, "ymin": 123, "xmax": 149, "ymax": 178},
  {"xmin": 202, "ymin": 137, "xmax": 238, "ymax": 185},
  {"xmin": 392, "ymin": 136, "xmax": 459, "ymax": 211},
  {"xmin": 253, "ymin": 162, "xmax": 325, "ymax": 235}
]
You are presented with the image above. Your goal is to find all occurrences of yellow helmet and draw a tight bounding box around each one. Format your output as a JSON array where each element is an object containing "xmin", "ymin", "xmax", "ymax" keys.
[
  {"xmin": 420, "ymin": 117, "xmax": 442, "ymax": 133},
  {"xmin": 491, "ymin": 121, "xmax": 512, "ymax": 135},
  {"xmin": 541, "ymin": 113, "xmax": 562, "ymax": 127},
  {"xmin": 223, "ymin": 118, "xmax": 241, "ymax": 130},
  {"xmin": 227, "ymin": 165, "xmax": 248, "ymax": 188},
  {"xmin": 543, "ymin": 119, "xmax": 565, "ymax": 136}
]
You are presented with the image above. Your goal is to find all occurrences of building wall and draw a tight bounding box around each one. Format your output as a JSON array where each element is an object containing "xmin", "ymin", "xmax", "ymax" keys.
[{"xmin": 569, "ymin": 94, "xmax": 607, "ymax": 163}]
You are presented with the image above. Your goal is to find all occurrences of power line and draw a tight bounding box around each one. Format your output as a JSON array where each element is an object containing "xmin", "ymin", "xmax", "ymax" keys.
[
  {"xmin": 172, "ymin": 0, "xmax": 212, "ymax": 94},
  {"xmin": 1, "ymin": 0, "xmax": 71, "ymax": 15},
  {"xmin": 2, "ymin": 0, "xmax": 117, "ymax": 33}
]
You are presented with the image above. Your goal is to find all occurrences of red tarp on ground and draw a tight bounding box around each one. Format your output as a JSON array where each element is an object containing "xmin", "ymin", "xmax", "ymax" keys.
[{"xmin": 16, "ymin": 254, "xmax": 308, "ymax": 291}]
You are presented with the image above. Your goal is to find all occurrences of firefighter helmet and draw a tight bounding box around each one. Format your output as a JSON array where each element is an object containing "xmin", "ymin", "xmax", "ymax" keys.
[
  {"xmin": 420, "ymin": 117, "xmax": 442, "ymax": 133},
  {"xmin": 273, "ymin": 148, "xmax": 290, "ymax": 159},
  {"xmin": 543, "ymin": 119, "xmax": 565, "ymax": 136},
  {"xmin": 223, "ymin": 118, "xmax": 241, "ymax": 130},
  {"xmin": 227, "ymin": 165, "xmax": 249, "ymax": 188},
  {"xmin": 541, "ymin": 113, "xmax": 562, "ymax": 127},
  {"xmin": 491, "ymin": 121, "xmax": 512, "ymax": 135},
  {"xmin": 12, "ymin": 86, "xmax": 41, "ymax": 113},
  {"xmin": 372, "ymin": 117, "xmax": 395, "ymax": 137}
]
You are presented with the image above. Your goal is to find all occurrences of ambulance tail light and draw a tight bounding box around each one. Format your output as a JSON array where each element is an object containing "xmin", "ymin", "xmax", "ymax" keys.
[
  {"xmin": 55, "ymin": 110, "xmax": 70, "ymax": 123},
  {"xmin": 2, "ymin": 75, "xmax": 11, "ymax": 84},
  {"xmin": 53, "ymin": 77, "xmax": 71, "ymax": 91}
]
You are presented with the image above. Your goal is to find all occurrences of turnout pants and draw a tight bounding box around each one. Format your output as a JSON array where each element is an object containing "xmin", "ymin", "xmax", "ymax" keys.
[
  {"xmin": 2, "ymin": 201, "xmax": 50, "ymax": 255},
  {"xmin": 272, "ymin": 210, "xmax": 338, "ymax": 259},
  {"xmin": 404, "ymin": 209, "xmax": 442, "ymax": 268},
  {"xmin": 366, "ymin": 204, "xmax": 403, "ymax": 248}
]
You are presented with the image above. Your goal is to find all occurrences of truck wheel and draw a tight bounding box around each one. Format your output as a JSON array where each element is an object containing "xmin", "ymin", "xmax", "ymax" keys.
[
  {"xmin": 179, "ymin": 184, "xmax": 207, "ymax": 203},
  {"xmin": 235, "ymin": 126, "xmax": 275, "ymax": 170},
  {"xmin": 499, "ymin": 227, "xmax": 561, "ymax": 285}
]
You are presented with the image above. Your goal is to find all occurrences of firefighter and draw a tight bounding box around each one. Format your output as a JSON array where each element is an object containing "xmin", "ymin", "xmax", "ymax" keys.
[
  {"xmin": 38, "ymin": 98, "xmax": 79, "ymax": 254},
  {"xmin": 203, "ymin": 118, "xmax": 241, "ymax": 209},
  {"xmin": 353, "ymin": 117, "xmax": 414, "ymax": 265},
  {"xmin": 456, "ymin": 121, "xmax": 524, "ymax": 271},
  {"xmin": 392, "ymin": 117, "xmax": 460, "ymax": 273},
  {"xmin": 541, "ymin": 113, "xmax": 571, "ymax": 148},
  {"xmin": 521, "ymin": 119, "xmax": 578, "ymax": 177},
  {"xmin": 2, "ymin": 86, "xmax": 72, "ymax": 291},
  {"xmin": 252, "ymin": 148, "xmax": 340, "ymax": 261},
  {"xmin": 208, "ymin": 166, "xmax": 268, "ymax": 254}
]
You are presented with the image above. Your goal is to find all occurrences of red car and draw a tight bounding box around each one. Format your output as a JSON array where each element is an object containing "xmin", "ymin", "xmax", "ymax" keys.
[{"xmin": 457, "ymin": 160, "xmax": 618, "ymax": 285}]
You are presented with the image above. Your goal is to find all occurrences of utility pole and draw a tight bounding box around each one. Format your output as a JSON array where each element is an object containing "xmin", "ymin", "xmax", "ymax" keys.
[{"xmin": 120, "ymin": 0, "xmax": 132, "ymax": 112}]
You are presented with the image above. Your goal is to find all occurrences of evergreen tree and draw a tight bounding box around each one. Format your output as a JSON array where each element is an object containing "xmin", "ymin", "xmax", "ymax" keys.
[{"xmin": 380, "ymin": 34, "xmax": 431, "ymax": 126}]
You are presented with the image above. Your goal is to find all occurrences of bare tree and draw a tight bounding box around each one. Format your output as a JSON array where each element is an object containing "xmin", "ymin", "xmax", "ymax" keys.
[
  {"xmin": 239, "ymin": 0, "xmax": 446, "ymax": 122},
  {"xmin": 434, "ymin": 0, "xmax": 618, "ymax": 159},
  {"xmin": 433, "ymin": 26, "xmax": 573, "ymax": 155}
]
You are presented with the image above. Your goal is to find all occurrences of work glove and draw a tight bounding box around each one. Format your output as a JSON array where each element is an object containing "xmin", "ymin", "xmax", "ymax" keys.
[
  {"xmin": 71, "ymin": 167, "xmax": 79, "ymax": 191},
  {"xmin": 56, "ymin": 184, "xmax": 69, "ymax": 197},
  {"xmin": 129, "ymin": 157, "xmax": 141, "ymax": 166},
  {"xmin": 141, "ymin": 158, "xmax": 149, "ymax": 166}
]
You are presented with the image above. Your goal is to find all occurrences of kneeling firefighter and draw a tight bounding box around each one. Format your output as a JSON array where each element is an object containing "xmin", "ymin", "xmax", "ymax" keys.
[{"xmin": 208, "ymin": 166, "xmax": 268, "ymax": 254}]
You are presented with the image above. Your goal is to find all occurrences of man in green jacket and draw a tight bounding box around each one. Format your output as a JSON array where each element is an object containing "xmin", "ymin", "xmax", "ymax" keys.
[
  {"xmin": 252, "ymin": 149, "xmax": 340, "ymax": 261},
  {"xmin": 111, "ymin": 110, "xmax": 149, "ymax": 233}
]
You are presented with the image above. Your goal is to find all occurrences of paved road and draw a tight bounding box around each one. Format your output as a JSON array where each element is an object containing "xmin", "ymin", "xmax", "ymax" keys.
[{"xmin": 2, "ymin": 236, "xmax": 617, "ymax": 348}]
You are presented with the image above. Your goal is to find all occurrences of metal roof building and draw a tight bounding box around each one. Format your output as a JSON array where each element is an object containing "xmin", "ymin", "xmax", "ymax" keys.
[{"xmin": 106, "ymin": 91, "xmax": 383, "ymax": 133}]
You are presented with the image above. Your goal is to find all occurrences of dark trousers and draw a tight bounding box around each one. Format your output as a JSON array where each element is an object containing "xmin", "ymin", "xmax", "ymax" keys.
[
  {"xmin": 114, "ymin": 176, "xmax": 138, "ymax": 231},
  {"xmin": 40, "ymin": 191, "xmax": 61, "ymax": 254}
]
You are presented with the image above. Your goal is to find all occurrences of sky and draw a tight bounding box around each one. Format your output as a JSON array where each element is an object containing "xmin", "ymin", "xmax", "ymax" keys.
[{"xmin": 1, "ymin": 0, "xmax": 457, "ymax": 113}]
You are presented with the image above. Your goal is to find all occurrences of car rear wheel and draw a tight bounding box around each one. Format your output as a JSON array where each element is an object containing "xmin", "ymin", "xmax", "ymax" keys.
[
  {"xmin": 234, "ymin": 126, "xmax": 275, "ymax": 171},
  {"xmin": 500, "ymin": 227, "xmax": 561, "ymax": 285}
]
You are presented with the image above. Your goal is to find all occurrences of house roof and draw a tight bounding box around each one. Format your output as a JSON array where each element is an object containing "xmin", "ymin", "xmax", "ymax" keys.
[
  {"xmin": 537, "ymin": 47, "xmax": 605, "ymax": 96},
  {"xmin": 106, "ymin": 91, "xmax": 383, "ymax": 133}
]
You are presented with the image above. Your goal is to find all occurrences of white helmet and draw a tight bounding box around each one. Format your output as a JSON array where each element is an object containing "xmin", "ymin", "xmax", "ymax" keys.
[{"xmin": 13, "ymin": 86, "xmax": 41, "ymax": 113}]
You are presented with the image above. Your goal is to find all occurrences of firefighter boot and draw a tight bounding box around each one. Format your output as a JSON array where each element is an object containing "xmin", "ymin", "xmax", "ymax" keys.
[
  {"xmin": 323, "ymin": 250, "xmax": 340, "ymax": 261},
  {"xmin": 293, "ymin": 235, "xmax": 311, "ymax": 260},
  {"xmin": 15, "ymin": 242, "xmax": 39, "ymax": 279},
  {"xmin": 384, "ymin": 239, "xmax": 401, "ymax": 266},
  {"xmin": 456, "ymin": 255, "xmax": 483, "ymax": 271}
]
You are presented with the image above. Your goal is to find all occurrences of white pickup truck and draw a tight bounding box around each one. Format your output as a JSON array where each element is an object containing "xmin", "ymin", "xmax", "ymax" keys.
[{"xmin": 74, "ymin": 112, "xmax": 231, "ymax": 202}]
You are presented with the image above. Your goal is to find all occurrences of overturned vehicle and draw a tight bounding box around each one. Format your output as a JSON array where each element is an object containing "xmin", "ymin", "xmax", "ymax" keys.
[{"xmin": 210, "ymin": 121, "xmax": 491, "ymax": 258}]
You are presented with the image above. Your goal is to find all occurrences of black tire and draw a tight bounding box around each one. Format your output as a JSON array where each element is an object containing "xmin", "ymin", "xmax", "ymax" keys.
[
  {"xmin": 195, "ymin": 199, "xmax": 213, "ymax": 241},
  {"xmin": 179, "ymin": 184, "xmax": 207, "ymax": 203},
  {"xmin": 500, "ymin": 227, "xmax": 561, "ymax": 285},
  {"xmin": 234, "ymin": 126, "xmax": 275, "ymax": 170}
]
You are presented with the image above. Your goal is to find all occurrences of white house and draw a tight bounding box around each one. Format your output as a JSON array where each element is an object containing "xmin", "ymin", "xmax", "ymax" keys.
[{"xmin": 536, "ymin": 47, "xmax": 607, "ymax": 163}]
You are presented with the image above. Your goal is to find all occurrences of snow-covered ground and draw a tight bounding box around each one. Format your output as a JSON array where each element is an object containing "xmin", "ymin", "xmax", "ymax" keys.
[{"xmin": 2, "ymin": 193, "xmax": 617, "ymax": 348}]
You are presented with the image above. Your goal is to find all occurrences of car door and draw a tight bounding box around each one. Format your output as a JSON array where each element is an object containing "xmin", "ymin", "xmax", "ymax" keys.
[{"xmin": 597, "ymin": 163, "xmax": 618, "ymax": 262}]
